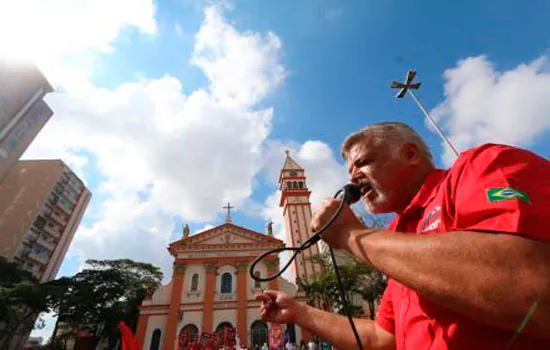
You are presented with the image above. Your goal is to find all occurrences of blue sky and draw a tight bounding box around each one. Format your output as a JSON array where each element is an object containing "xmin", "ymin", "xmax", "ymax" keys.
[
  {"xmin": 1, "ymin": 0, "xmax": 549, "ymax": 340},
  {"xmin": 72, "ymin": 0, "xmax": 550, "ymax": 250}
]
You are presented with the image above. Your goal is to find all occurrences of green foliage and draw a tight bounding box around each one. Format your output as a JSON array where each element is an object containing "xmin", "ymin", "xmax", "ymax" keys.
[
  {"xmin": 298, "ymin": 261, "xmax": 386, "ymax": 319},
  {"xmin": 299, "ymin": 214, "xmax": 388, "ymax": 319},
  {"xmin": 52, "ymin": 258, "xmax": 163, "ymax": 347},
  {"xmin": 0, "ymin": 257, "xmax": 59, "ymax": 349}
]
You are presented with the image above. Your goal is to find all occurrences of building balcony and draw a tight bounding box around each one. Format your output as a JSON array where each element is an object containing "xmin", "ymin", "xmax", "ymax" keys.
[
  {"xmin": 50, "ymin": 210, "xmax": 67, "ymax": 225},
  {"xmin": 37, "ymin": 236, "xmax": 56, "ymax": 251},
  {"xmin": 25, "ymin": 230, "xmax": 40, "ymax": 243},
  {"xmin": 43, "ymin": 224, "xmax": 61, "ymax": 238},
  {"xmin": 28, "ymin": 251, "xmax": 49, "ymax": 265},
  {"xmin": 16, "ymin": 247, "xmax": 32, "ymax": 259}
]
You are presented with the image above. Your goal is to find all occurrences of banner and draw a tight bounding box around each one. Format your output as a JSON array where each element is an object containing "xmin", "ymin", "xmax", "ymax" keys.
[
  {"xmin": 118, "ymin": 321, "xmax": 140, "ymax": 350},
  {"xmin": 269, "ymin": 323, "xmax": 284, "ymax": 350}
]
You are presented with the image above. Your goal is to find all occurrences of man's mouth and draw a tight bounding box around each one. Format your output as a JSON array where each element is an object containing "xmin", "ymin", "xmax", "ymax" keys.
[{"xmin": 359, "ymin": 183, "xmax": 373, "ymax": 198}]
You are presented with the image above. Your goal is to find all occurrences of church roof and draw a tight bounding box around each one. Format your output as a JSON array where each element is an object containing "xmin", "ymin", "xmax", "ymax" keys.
[
  {"xmin": 281, "ymin": 150, "xmax": 303, "ymax": 170},
  {"xmin": 168, "ymin": 222, "xmax": 283, "ymax": 256}
]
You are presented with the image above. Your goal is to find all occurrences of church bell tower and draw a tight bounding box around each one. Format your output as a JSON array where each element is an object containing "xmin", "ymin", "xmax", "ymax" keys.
[{"xmin": 279, "ymin": 151, "xmax": 323, "ymax": 284}]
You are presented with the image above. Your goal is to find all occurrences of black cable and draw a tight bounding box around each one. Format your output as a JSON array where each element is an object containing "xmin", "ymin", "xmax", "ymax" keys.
[{"xmin": 250, "ymin": 186, "xmax": 364, "ymax": 349}]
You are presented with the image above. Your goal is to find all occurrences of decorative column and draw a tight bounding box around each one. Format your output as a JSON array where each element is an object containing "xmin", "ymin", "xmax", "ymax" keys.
[
  {"xmin": 163, "ymin": 264, "xmax": 186, "ymax": 350},
  {"xmin": 136, "ymin": 313, "xmax": 149, "ymax": 347},
  {"xmin": 202, "ymin": 263, "xmax": 217, "ymax": 334},
  {"xmin": 265, "ymin": 259, "xmax": 279, "ymax": 290},
  {"xmin": 236, "ymin": 262, "xmax": 249, "ymax": 345}
]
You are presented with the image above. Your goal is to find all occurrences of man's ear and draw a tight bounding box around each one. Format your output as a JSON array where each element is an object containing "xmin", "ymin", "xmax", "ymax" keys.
[{"xmin": 402, "ymin": 143, "xmax": 422, "ymax": 165}]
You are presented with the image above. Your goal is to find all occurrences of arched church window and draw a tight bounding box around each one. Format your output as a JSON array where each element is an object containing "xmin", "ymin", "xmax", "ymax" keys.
[
  {"xmin": 191, "ymin": 273, "xmax": 199, "ymax": 292},
  {"xmin": 250, "ymin": 320, "xmax": 268, "ymax": 347},
  {"xmin": 221, "ymin": 272, "xmax": 232, "ymax": 293},
  {"xmin": 150, "ymin": 329, "xmax": 161, "ymax": 350},
  {"xmin": 287, "ymin": 181, "xmax": 292, "ymax": 189},
  {"xmin": 254, "ymin": 271, "xmax": 261, "ymax": 289},
  {"xmin": 293, "ymin": 181, "xmax": 298, "ymax": 189},
  {"xmin": 179, "ymin": 324, "xmax": 199, "ymax": 344},
  {"xmin": 215, "ymin": 322, "xmax": 234, "ymax": 334},
  {"xmin": 298, "ymin": 181, "xmax": 303, "ymax": 189}
]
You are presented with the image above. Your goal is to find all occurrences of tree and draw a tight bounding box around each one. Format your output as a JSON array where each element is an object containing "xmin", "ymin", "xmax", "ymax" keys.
[
  {"xmin": 51, "ymin": 259, "xmax": 163, "ymax": 348},
  {"xmin": 300, "ymin": 213, "xmax": 389, "ymax": 319},
  {"xmin": 0, "ymin": 257, "xmax": 60, "ymax": 349}
]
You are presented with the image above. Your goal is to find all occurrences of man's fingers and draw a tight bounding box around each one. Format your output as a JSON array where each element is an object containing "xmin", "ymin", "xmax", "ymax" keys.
[
  {"xmin": 255, "ymin": 293, "xmax": 270, "ymax": 302},
  {"xmin": 260, "ymin": 289, "xmax": 279, "ymax": 298}
]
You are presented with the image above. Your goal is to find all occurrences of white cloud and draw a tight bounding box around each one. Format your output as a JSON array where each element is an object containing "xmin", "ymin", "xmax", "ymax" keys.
[
  {"xmin": 431, "ymin": 55, "xmax": 550, "ymax": 165},
  {"xmin": 192, "ymin": 6, "xmax": 285, "ymax": 106},
  {"xmin": 22, "ymin": 3, "xmax": 286, "ymax": 282},
  {"xmin": 0, "ymin": 0, "xmax": 157, "ymax": 86},
  {"xmin": 325, "ymin": 8, "xmax": 343, "ymax": 21}
]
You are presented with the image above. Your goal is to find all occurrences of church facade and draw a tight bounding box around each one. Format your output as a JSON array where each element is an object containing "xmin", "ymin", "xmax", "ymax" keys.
[{"xmin": 137, "ymin": 153, "xmax": 320, "ymax": 349}]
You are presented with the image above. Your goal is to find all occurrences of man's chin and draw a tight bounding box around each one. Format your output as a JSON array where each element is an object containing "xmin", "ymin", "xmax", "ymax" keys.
[{"xmin": 362, "ymin": 199, "xmax": 390, "ymax": 214}]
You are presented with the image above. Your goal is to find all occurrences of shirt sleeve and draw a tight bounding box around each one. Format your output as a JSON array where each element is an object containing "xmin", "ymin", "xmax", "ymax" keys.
[
  {"xmin": 375, "ymin": 279, "xmax": 395, "ymax": 334},
  {"xmin": 451, "ymin": 144, "xmax": 550, "ymax": 242}
]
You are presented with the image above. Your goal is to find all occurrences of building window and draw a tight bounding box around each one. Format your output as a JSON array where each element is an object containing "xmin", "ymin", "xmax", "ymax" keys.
[
  {"xmin": 250, "ymin": 320, "xmax": 268, "ymax": 347},
  {"xmin": 191, "ymin": 273, "xmax": 199, "ymax": 292},
  {"xmin": 150, "ymin": 329, "xmax": 161, "ymax": 350},
  {"xmin": 215, "ymin": 322, "xmax": 234, "ymax": 338},
  {"xmin": 179, "ymin": 324, "xmax": 199, "ymax": 343},
  {"xmin": 298, "ymin": 182, "xmax": 304, "ymax": 189},
  {"xmin": 221, "ymin": 272, "xmax": 232, "ymax": 293},
  {"xmin": 293, "ymin": 181, "xmax": 298, "ymax": 189},
  {"xmin": 254, "ymin": 271, "xmax": 261, "ymax": 289},
  {"xmin": 34, "ymin": 216, "xmax": 46, "ymax": 229},
  {"xmin": 48, "ymin": 194, "xmax": 59, "ymax": 205}
]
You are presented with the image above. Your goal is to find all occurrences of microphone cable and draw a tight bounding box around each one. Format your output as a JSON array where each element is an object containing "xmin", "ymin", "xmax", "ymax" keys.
[{"xmin": 250, "ymin": 184, "xmax": 365, "ymax": 350}]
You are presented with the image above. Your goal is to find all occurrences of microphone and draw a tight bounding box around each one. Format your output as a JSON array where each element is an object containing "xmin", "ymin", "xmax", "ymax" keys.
[
  {"xmin": 305, "ymin": 183, "xmax": 362, "ymax": 246},
  {"xmin": 341, "ymin": 183, "xmax": 362, "ymax": 205}
]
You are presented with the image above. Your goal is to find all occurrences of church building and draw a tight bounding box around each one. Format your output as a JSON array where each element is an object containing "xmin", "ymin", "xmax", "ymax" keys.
[{"xmin": 136, "ymin": 152, "xmax": 321, "ymax": 349}]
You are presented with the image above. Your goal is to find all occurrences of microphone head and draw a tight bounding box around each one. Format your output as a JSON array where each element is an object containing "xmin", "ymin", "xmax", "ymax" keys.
[{"xmin": 342, "ymin": 183, "xmax": 362, "ymax": 204}]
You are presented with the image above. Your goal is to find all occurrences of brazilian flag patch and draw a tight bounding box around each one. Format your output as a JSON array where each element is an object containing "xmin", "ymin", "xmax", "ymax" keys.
[{"xmin": 487, "ymin": 187, "xmax": 530, "ymax": 204}]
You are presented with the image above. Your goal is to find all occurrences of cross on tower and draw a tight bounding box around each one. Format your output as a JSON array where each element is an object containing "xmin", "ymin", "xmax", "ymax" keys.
[{"xmin": 223, "ymin": 202, "xmax": 235, "ymax": 223}]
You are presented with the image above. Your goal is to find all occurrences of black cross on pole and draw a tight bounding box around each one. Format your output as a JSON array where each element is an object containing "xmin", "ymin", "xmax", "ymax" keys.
[
  {"xmin": 390, "ymin": 70, "xmax": 421, "ymax": 98},
  {"xmin": 223, "ymin": 202, "xmax": 235, "ymax": 219},
  {"xmin": 391, "ymin": 69, "xmax": 459, "ymax": 157}
]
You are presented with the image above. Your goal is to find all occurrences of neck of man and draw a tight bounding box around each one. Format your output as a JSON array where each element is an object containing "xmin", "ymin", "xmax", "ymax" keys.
[{"xmin": 396, "ymin": 162, "xmax": 435, "ymax": 214}]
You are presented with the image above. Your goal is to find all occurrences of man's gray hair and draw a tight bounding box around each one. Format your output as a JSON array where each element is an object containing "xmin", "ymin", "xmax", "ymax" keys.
[{"xmin": 341, "ymin": 122, "xmax": 434, "ymax": 165}]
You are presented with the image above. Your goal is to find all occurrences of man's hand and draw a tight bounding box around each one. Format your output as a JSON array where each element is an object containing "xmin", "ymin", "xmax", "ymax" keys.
[
  {"xmin": 311, "ymin": 199, "xmax": 366, "ymax": 249},
  {"xmin": 255, "ymin": 290, "xmax": 303, "ymax": 324}
]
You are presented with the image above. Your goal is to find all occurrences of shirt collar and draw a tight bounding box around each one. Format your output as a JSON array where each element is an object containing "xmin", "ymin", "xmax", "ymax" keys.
[{"xmin": 400, "ymin": 168, "xmax": 447, "ymax": 215}]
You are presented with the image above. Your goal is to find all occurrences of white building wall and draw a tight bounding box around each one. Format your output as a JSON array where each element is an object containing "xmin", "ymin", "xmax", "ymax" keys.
[
  {"xmin": 246, "ymin": 308, "xmax": 263, "ymax": 346},
  {"xmin": 178, "ymin": 310, "xmax": 203, "ymax": 334},
  {"xmin": 143, "ymin": 314, "xmax": 167, "ymax": 350},
  {"xmin": 182, "ymin": 264, "xmax": 205, "ymax": 303},
  {"xmin": 247, "ymin": 261, "xmax": 267, "ymax": 299},
  {"xmin": 172, "ymin": 310, "xmax": 203, "ymax": 349},
  {"xmin": 151, "ymin": 283, "xmax": 171, "ymax": 305},
  {"xmin": 213, "ymin": 309, "xmax": 237, "ymax": 331}
]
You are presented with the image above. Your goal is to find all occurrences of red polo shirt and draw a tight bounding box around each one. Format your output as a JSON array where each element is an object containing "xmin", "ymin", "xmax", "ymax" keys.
[{"xmin": 376, "ymin": 143, "xmax": 550, "ymax": 349}]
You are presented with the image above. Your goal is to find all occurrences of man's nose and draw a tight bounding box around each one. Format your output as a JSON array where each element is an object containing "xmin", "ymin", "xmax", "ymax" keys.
[{"xmin": 349, "ymin": 167, "xmax": 364, "ymax": 184}]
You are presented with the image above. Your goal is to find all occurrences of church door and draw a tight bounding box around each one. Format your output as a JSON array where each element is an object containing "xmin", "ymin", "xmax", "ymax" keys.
[{"xmin": 250, "ymin": 320, "xmax": 268, "ymax": 347}]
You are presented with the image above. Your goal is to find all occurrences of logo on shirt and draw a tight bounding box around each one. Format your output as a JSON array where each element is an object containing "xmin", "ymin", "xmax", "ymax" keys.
[
  {"xmin": 487, "ymin": 187, "xmax": 530, "ymax": 204},
  {"xmin": 419, "ymin": 206, "xmax": 441, "ymax": 233}
]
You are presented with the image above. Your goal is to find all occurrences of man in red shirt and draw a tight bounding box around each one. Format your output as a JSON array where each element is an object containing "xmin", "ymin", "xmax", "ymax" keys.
[{"xmin": 256, "ymin": 122, "xmax": 550, "ymax": 349}]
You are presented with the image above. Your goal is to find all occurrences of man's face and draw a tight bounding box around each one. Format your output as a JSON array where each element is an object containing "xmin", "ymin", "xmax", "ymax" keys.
[{"xmin": 346, "ymin": 139, "xmax": 414, "ymax": 214}]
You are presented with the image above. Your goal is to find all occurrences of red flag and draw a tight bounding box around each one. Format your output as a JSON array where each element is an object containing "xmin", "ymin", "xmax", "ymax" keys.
[
  {"xmin": 118, "ymin": 321, "xmax": 140, "ymax": 350},
  {"xmin": 269, "ymin": 323, "xmax": 284, "ymax": 349}
]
